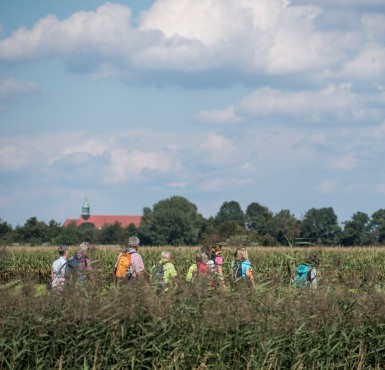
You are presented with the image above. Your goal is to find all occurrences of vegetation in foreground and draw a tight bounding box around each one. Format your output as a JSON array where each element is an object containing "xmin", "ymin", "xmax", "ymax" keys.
[{"xmin": 1, "ymin": 247, "xmax": 385, "ymax": 369}]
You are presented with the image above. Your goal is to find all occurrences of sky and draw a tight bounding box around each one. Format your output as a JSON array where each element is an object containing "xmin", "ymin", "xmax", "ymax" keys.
[{"xmin": 1, "ymin": 0, "xmax": 385, "ymax": 227}]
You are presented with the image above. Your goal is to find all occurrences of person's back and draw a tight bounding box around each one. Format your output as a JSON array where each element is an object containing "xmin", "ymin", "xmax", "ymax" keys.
[
  {"xmin": 231, "ymin": 247, "xmax": 256, "ymax": 288},
  {"xmin": 151, "ymin": 251, "xmax": 177, "ymax": 292},
  {"xmin": 50, "ymin": 245, "xmax": 69, "ymax": 292},
  {"xmin": 186, "ymin": 252, "xmax": 209, "ymax": 286},
  {"xmin": 66, "ymin": 242, "xmax": 93, "ymax": 284},
  {"xmin": 293, "ymin": 254, "xmax": 319, "ymax": 289}
]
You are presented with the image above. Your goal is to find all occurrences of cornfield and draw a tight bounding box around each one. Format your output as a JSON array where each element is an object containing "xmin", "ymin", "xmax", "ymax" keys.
[{"xmin": 1, "ymin": 246, "xmax": 385, "ymax": 369}]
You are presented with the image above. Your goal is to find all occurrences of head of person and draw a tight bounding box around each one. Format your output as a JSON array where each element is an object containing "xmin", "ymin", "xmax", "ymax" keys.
[
  {"xmin": 306, "ymin": 254, "xmax": 320, "ymax": 267},
  {"xmin": 79, "ymin": 241, "xmax": 91, "ymax": 254},
  {"xmin": 57, "ymin": 245, "xmax": 68, "ymax": 257},
  {"xmin": 235, "ymin": 247, "xmax": 249, "ymax": 261},
  {"xmin": 211, "ymin": 243, "xmax": 224, "ymax": 258},
  {"xmin": 196, "ymin": 251, "xmax": 208, "ymax": 263},
  {"xmin": 128, "ymin": 236, "xmax": 140, "ymax": 250},
  {"xmin": 161, "ymin": 250, "xmax": 172, "ymax": 261}
]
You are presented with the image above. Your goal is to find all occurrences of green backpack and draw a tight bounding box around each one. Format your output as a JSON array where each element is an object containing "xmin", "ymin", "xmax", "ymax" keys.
[{"xmin": 151, "ymin": 261, "xmax": 167, "ymax": 290}]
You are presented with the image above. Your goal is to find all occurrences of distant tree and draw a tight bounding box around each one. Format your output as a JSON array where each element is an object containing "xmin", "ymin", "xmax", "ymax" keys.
[
  {"xmin": 0, "ymin": 219, "xmax": 13, "ymax": 245},
  {"xmin": 77, "ymin": 222, "xmax": 98, "ymax": 244},
  {"xmin": 46, "ymin": 220, "xmax": 62, "ymax": 244},
  {"xmin": 271, "ymin": 210, "xmax": 301, "ymax": 246},
  {"xmin": 14, "ymin": 217, "xmax": 49, "ymax": 246},
  {"xmin": 55, "ymin": 222, "xmax": 78, "ymax": 245},
  {"xmin": 341, "ymin": 212, "xmax": 375, "ymax": 246},
  {"xmin": 218, "ymin": 220, "xmax": 245, "ymax": 240},
  {"xmin": 245, "ymin": 202, "xmax": 273, "ymax": 233},
  {"xmin": 138, "ymin": 196, "xmax": 204, "ymax": 245},
  {"xmin": 215, "ymin": 201, "xmax": 244, "ymax": 226},
  {"xmin": 370, "ymin": 209, "xmax": 385, "ymax": 245},
  {"xmin": 301, "ymin": 207, "xmax": 341, "ymax": 245},
  {"xmin": 98, "ymin": 222, "xmax": 125, "ymax": 245}
]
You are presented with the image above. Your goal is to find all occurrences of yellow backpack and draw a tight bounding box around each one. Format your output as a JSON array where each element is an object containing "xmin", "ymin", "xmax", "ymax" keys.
[{"xmin": 115, "ymin": 252, "xmax": 132, "ymax": 278}]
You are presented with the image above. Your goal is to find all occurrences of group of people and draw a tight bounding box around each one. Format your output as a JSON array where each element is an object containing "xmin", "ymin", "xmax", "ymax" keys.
[{"xmin": 50, "ymin": 237, "xmax": 319, "ymax": 293}]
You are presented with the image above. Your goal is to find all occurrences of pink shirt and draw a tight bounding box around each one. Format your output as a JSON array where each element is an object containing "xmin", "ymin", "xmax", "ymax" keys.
[{"xmin": 129, "ymin": 248, "xmax": 145, "ymax": 277}]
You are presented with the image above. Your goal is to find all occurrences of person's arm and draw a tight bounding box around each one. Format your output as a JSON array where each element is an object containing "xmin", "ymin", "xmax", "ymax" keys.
[{"xmin": 246, "ymin": 267, "xmax": 256, "ymax": 288}]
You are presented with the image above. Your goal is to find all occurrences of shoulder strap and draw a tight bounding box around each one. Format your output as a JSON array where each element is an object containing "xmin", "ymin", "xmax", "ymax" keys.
[{"xmin": 50, "ymin": 260, "xmax": 68, "ymax": 284}]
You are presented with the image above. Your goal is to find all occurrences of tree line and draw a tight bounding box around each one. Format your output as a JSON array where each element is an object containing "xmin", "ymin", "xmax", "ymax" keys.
[{"xmin": 2, "ymin": 196, "xmax": 385, "ymax": 247}]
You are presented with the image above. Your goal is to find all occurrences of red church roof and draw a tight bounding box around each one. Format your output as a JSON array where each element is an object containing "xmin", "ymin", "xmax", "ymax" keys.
[{"xmin": 63, "ymin": 215, "xmax": 142, "ymax": 229}]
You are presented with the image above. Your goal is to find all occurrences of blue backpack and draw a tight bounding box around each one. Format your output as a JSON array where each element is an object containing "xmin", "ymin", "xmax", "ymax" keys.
[{"xmin": 293, "ymin": 264, "xmax": 313, "ymax": 288}]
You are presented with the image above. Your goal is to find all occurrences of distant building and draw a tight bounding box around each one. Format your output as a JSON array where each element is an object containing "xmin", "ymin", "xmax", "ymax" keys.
[{"xmin": 63, "ymin": 198, "xmax": 142, "ymax": 229}]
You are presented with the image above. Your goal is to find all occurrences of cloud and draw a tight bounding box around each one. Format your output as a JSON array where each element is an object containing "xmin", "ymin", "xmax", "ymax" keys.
[
  {"xmin": 232, "ymin": 84, "xmax": 383, "ymax": 123},
  {"xmin": 339, "ymin": 45, "xmax": 385, "ymax": 80},
  {"xmin": 0, "ymin": 0, "xmax": 377, "ymax": 86},
  {"xmin": 318, "ymin": 179, "xmax": 338, "ymax": 194},
  {"xmin": 104, "ymin": 148, "xmax": 180, "ymax": 184},
  {"xmin": 0, "ymin": 77, "xmax": 39, "ymax": 111},
  {"xmin": 195, "ymin": 106, "xmax": 245, "ymax": 125},
  {"xmin": 0, "ymin": 4, "xmax": 134, "ymax": 62}
]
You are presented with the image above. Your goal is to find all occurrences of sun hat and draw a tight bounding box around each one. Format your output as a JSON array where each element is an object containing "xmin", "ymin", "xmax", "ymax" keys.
[
  {"xmin": 128, "ymin": 237, "xmax": 140, "ymax": 247},
  {"xmin": 79, "ymin": 242, "xmax": 90, "ymax": 252}
]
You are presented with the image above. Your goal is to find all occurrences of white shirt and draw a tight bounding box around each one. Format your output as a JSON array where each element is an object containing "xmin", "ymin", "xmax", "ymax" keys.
[{"xmin": 51, "ymin": 256, "xmax": 67, "ymax": 288}]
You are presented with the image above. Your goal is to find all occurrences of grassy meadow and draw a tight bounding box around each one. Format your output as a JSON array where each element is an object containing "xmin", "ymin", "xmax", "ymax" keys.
[{"xmin": 1, "ymin": 245, "xmax": 385, "ymax": 369}]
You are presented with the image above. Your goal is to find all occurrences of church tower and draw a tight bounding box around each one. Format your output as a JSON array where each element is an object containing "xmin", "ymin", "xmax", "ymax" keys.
[{"xmin": 81, "ymin": 197, "xmax": 90, "ymax": 220}]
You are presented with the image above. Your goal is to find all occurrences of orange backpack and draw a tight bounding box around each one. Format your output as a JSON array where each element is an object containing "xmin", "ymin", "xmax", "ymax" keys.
[{"xmin": 115, "ymin": 252, "xmax": 132, "ymax": 278}]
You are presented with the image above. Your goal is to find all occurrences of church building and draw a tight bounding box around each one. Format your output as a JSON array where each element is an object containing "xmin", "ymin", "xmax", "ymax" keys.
[{"xmin": 63, "ymin": 198, "xmax": 142, "ymax": 229}]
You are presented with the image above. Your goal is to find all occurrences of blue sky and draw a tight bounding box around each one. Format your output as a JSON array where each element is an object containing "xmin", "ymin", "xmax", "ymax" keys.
[{"xmin": 1, "ymin": 0, "xmax": 385, "ymax": 227}]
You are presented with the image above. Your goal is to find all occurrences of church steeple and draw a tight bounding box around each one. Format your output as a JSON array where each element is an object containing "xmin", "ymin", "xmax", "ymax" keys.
[{"xmin": 81, "ymin": 197, "xmax": 90, "ymax": 220}]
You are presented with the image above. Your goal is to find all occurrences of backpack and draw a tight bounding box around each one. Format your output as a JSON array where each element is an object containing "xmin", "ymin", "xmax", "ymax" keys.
[
  {"xmin": 151, "ymin": 261, "xmax": 167, "ymax": 290},
  {"xmin": 190, "ymin": 261, "xmax": 209, "ymax": 285},
  {"xmin": 66, "ymin": 254, "xmax": 88, "ymax": 283},
  {"xmin": 293, "ymin": 264, "xmax": 313, "ymax": 288},
  {"xmin": 115, "ymin": 252, "xmax": 132, "ymax": 278},
  {"xmin": 230, "ymin": 260, "xmax": 244, "ymax": 285}
]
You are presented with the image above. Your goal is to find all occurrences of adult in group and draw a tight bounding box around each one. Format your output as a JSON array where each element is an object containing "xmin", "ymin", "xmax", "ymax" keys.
[
  {"xmin": 67, "ymin": 241, "xmax": 94, "ymax": 284},
  {"xmin": 207, "ymin": 243, "xmax": 227, "ymax": 289},
  {"xmin": 114, "ymin": 236, "xmax": 146, "ymax": 284},
  {"xmin": 231, "ymin": 247, "xmax": 256, "ymax": 288},
  {"xmin": 151, "ymin": 250, "xmax": 177, "ymax": 292},
  {"xmin": 50, "ymin": 245, "xmax": 69, "ymax": 292},
  {"xmin": 293, "ymin": 254, "xmax": 319, "ymax": 289}
]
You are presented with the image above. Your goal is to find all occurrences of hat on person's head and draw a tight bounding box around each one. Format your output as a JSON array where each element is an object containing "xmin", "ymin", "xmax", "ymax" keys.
[
  {"xmin": 79, "ymin": 242, "xmax": 90, "ymax": 252},
  {"xmin": 128, "ymin": 237, "xmax": 140, "ymax": 247},
  {"xmin": 57, "ymin": 245, "xmax": 68, "ymax": 254}
]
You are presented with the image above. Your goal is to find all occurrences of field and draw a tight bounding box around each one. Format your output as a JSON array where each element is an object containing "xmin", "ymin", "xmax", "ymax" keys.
[{"xmin": 1, "ymin": 246, "xmax": 385, "ymax": 369}]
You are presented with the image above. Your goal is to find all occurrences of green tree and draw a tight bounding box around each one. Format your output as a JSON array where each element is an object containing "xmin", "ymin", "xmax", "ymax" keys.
[
  {"xmin": 245, "ymin": 202, "xmax": 273, "ymax": 237},
  {"xmin": 46, "ymin": 220, "xmax": 62, "ymax": 245},
  {"xmin": 0, "ymin": 219, "xmax": 13, "ymax": 245},
  {"xmin": 138, "ymin": 196, "xmax": 204, "ymax": 245},
  {"xmin": 341, "ymin": 212, "xmax": 375, "ymax": 246},
  {"xmin": 370, "ymin": 209, "xmax": 385, "ymax": 245},
  {"xmin": 301, "ymin": 207, "xmax": 341, "ymax": 245},
  {"xmin": 98, "ymin": 222, "xmax": 125, "ymax": 245},
  {"xmin": 14, "ymin": 217, "xmax": 49, "ymax": 246},
  {"xmin": 77, "ymin": 222, "xmax": 98, "ymax": 244},
  {"xmin": 271, "ymin": 210, "xmax": 301, "ymax": 246},
  {"xmin": 56, "ymin": 222, "xmax": 78, "ymax": 245},
  {"xmin": 215, "ymin": 201, "xmax": 244, "ymax": 226}
]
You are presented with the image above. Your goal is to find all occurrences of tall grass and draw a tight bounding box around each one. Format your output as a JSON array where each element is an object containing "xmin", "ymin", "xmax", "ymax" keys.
[{"xmin": 2, "ymin": 246, "xmax": 385, "ymax": 368}]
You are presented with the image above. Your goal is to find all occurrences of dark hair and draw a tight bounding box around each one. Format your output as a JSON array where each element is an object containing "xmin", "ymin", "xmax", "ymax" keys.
[{"xmin": 306, "ymin": 254, "xmax": 320, "ymax": 266}]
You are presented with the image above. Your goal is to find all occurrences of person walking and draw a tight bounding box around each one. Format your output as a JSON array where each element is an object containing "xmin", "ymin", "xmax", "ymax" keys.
[
  {"xmin": 207, "ymin": 244, "xmax": 227, "ymax": 289},
  {"xmin": 66, "ymin": 242, "xmax": 94, "ymax": 283},
  {"xmin": 293, "ymin": 254, "xmax": 319, "ymax": 289},
  {"xmin": 231, "ymin": 247, "xmax": 256, "ymax": 288},
  {"xmin": 127, "ymin": 237, "xmax": 146, "ymax": 281},
  {"xmin": 151, "ymin": 250, "xmax": 177, "ymax": 292},
  {"xmin": 50, "ymin": 245, "xmax": 69, "ymax": 292}
]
